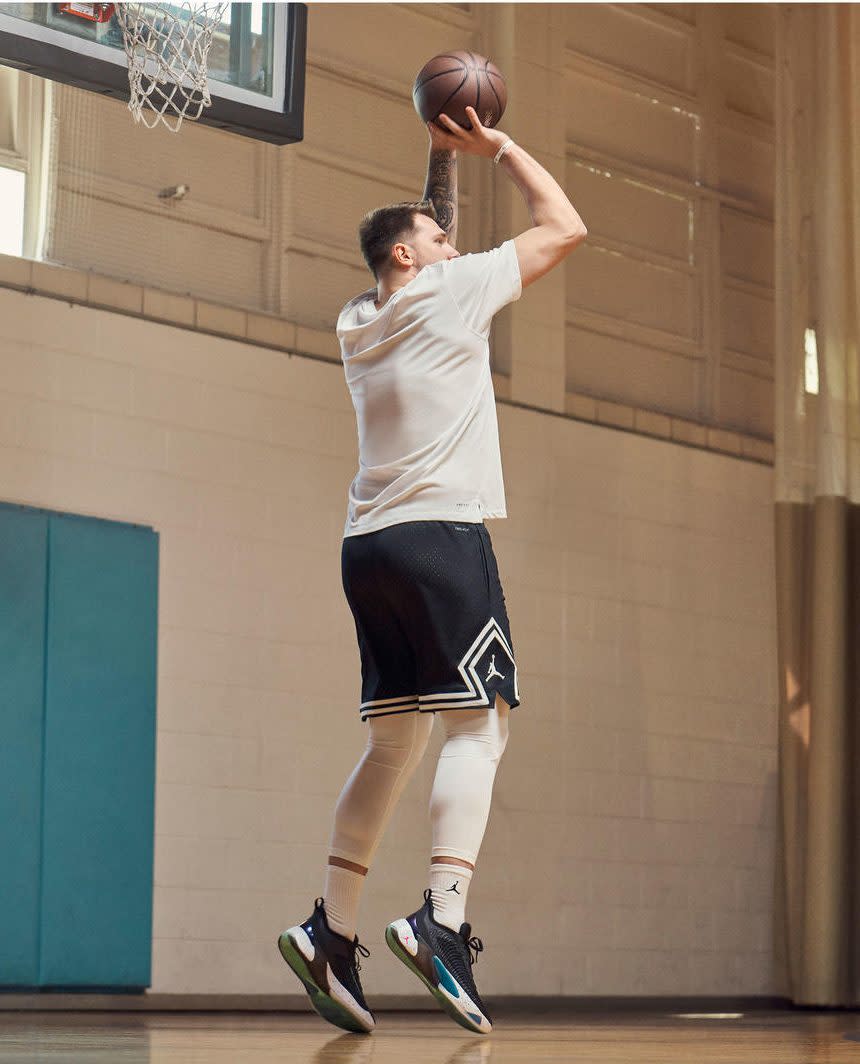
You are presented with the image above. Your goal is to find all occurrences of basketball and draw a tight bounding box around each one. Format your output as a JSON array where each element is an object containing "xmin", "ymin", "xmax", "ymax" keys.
[{"xmin": 412, "ymin": 50, "xmax": 507, "ymax": 130}]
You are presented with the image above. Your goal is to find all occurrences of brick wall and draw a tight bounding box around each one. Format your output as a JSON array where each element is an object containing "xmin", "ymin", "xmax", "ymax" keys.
[{"xmin": 0, "ymin": 281, "xmax": 777, "ymax": 995}]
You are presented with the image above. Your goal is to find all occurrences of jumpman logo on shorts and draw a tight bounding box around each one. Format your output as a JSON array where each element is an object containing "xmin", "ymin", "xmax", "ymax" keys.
[{"xmin": 485, "ymin": 654, "xmax": 505, "ymax": 682}]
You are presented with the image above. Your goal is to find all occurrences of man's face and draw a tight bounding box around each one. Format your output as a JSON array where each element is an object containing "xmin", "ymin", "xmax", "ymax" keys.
[{"xmin": 396, "ymin": 213, "xmax": 459, "ymax": 272}]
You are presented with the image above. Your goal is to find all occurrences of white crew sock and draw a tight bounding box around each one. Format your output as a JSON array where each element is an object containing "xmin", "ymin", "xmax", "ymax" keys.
[
  {"xmin": 429, "ymin": 862, "xmax": 473, "ymax": 932},
  {"xmin": 323, "ymin": 864, "xmax": 365, "ymax": 941}
]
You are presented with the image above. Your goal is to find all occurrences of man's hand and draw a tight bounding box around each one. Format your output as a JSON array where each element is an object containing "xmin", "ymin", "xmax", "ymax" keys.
[
  {"xmin": 427, "ymin": 107, "xmax": 509, "ymax": 159},
  {"xmin": 427, "ymin": 118, "xmax": 456, "ymax": 154}
]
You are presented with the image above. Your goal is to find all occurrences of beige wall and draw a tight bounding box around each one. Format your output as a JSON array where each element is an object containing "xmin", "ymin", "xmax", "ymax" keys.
[
  {"xmin": 564, "ymin": 5, "xmax": 774, "ymax": 439},
  {"xmin": 0, "ymin": 1, "xmax": 779, "ymax": 999},
  {"xmin": 0, "ymin": 274, "xmax": 776, "ymax": 996}
]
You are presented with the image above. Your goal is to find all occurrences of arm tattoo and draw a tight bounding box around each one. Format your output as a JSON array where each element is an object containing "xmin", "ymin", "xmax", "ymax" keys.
[{"xmin": 423, "ymin": 148, "xmax": 458, "ymax": 246}]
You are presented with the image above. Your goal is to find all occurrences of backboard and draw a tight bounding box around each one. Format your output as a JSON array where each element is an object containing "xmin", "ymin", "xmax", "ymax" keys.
[{"xmin": 0, "ymin": 2, "xmax": 306, "ymax": 144}]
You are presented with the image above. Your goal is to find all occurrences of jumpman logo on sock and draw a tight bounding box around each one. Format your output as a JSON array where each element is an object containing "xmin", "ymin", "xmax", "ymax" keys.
[
  {"xmin": 485, "ymin": 653, "xmax": 505, "ymax": 682},
  {"xmin": 446, "ymin": 882, "xmax": 461, "ymax": 894}
]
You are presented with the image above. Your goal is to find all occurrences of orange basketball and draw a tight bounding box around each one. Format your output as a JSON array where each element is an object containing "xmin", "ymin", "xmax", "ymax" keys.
[{"xmin": 413, "ymin": 50, "xmax": 507, "ymax": 130}]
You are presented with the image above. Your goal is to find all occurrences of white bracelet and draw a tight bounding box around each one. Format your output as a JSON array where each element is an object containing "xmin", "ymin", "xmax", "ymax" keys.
[{"xmin": 493, "ymin": 139, "xmax": 515, "ymax": 164}]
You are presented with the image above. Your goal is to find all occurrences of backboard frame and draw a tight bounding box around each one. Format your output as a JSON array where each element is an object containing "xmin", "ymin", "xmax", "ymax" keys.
[{"xmin": 0, "ymin": 2, "xmax": 306, "ymax": 144}]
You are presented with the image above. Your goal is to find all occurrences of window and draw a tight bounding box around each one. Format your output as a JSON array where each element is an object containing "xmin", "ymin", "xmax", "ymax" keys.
[
  {"xmin": 0, "ymin": 165, "xmax": 26, "ymax": 256},
  {"xmin": 0, "ymin": 68, "xmax": 52, "ymax": 260},
  {"xmin": 804, "ymin": 327, "xmax": 819, "ymax": 396}
]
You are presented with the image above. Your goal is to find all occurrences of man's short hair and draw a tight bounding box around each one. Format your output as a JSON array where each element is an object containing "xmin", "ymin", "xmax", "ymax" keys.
[{"xmin": 358, "ymin": 201, "xmax": 437, "ymax": 280}]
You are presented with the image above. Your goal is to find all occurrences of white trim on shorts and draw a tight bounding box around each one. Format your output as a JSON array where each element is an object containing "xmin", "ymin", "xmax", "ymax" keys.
[{"xmin": 360, "ymin": 694, "xmax": 420, "ymax": 719}]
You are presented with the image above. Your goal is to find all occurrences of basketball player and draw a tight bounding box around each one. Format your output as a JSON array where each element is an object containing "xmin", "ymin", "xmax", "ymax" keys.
[{"xmin": 278, "ymin": 107, "xmax": 586, "ymax": 1034}]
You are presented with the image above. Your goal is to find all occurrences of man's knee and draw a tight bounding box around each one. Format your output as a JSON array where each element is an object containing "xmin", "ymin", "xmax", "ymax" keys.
[
  {"xmin": 438, "ymin": 695, "xmax": 510, "ymax": 763},
  {"xmin": 365, "ymin": 710, "xmax": 433, "ymax": 770}
]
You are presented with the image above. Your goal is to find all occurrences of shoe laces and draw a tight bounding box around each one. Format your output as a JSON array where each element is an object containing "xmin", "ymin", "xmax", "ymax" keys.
[
  {"xmin": 423, "ymin": 889, "xmax": 484, "ymax": 966},
  {"xmin": 462, "ymin": 929, "xmax": 484, "ymax": 967}
]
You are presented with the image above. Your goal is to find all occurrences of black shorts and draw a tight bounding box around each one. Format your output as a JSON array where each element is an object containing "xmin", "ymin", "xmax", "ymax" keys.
[{"xmin": 342, "ymin": 520, "xmax": 520, "ymax": 721}]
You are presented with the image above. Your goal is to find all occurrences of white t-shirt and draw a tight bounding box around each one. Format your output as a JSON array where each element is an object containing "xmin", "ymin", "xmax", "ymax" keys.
[{"xmin": 337, "ymin": 239, "xmax": 522, "ymax": 537}]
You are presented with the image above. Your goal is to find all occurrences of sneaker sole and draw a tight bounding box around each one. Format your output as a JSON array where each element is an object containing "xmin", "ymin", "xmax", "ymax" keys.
[
  {"xmin": 385, "ymin": 920, "xmax": 491, "ymax": 1035},
  {"xmin": 277, "ymin": 928, "xmax": 374, "ymax": 1034}
]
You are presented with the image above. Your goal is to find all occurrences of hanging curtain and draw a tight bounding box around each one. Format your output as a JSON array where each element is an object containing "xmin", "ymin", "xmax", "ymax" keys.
[{"xmin": 773, "ymin": 2, "xmax": 860, "ymax": 1006}]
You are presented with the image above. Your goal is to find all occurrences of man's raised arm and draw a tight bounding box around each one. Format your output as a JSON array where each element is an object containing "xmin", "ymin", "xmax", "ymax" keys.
[
  {"xmin": 432, "ymin": 107, "xmax": 586, "ymax": 288},
  {"xmin": 423, "ymin": 124, "xmax": 458, "ymax": 247}
]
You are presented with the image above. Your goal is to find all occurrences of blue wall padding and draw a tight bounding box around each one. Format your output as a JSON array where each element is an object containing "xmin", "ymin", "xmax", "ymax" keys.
[
  {"xmin": 0, "ymin": 506, "xmax": 48, "ymax": 985},
  {"xmin": 38, "ymin": 512, "xmax": 159, "ymax": 988}
]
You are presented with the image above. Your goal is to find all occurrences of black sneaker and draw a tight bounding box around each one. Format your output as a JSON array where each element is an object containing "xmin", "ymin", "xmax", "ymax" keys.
[
  {"xmin": 385, "ymin": 889, "xmax": 492, "ymax": 1034},
  {"xmin": 277, "ymin": 898, "xmax": 375, "ymax": 1034}
]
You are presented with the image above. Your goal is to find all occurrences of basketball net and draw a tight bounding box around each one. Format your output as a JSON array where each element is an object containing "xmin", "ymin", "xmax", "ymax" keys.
[{"xmin": 114, "ymin": 2, "xmax": 228, "ymax": 133}]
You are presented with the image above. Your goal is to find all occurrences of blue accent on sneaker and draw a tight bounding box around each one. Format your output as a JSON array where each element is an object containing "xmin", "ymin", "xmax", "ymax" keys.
[{"xmin": 433, "ymin": 956, "xmax": 460, "ymax": 997}]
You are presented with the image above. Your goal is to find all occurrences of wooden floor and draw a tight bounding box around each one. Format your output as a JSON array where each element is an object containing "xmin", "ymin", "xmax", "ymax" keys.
[{"xmin": 1, "ymin": 1009, "xmax": 860, "ymax": 1062}]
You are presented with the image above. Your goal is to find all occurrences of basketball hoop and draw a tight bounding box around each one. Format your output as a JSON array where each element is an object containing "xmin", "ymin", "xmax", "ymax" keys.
[{"xmin": 114, "ymin": 2, "xmax": 228, "ymax": 133}]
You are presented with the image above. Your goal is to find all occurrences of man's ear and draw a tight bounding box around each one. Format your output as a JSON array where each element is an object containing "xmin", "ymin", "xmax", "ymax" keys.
[{"xmin": 392, "ymin": 241, "xmax": 414, "ymax": 269}]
